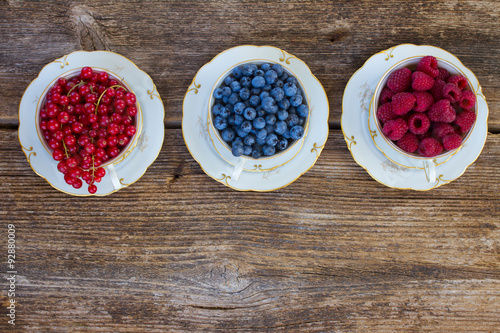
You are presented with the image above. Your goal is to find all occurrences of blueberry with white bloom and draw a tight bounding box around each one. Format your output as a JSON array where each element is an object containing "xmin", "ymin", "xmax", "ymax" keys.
[
  {"xmin": 261, "ymin": 97, "xmax": 277, "ymax": 112},
  {"xmin": 283, "ymin": 82, "xmax": 298, "ymax": 97},
  {"xmin": 230, "ymin": 80, "xmax": 241, "ymax": 93},
  {"xmin": 234, "ymin": 114, "xmax": 244, "ymax": 126},
  {"xmin": 254, "ymin": 69, "xmax": 265, "ymax": 77},
  {"xmin": 280, "ymin": 72, "xmax": 289, "ymax": 81},
  {"xmin": 243, "ymin": 107, "xmax": 257, "ymax": 120},
  {"xmin": 240, "ymin": 120, "xmax": 252, "ymax": 133},
  {"xmin": 277, "ymin": 109, "xmax": 288, "ymax": 121},
  {"xmin": 213, "ymin": 116, "xmax": 227, "ymax": 130},
  {"xmin": 235, "ymin": 126, "xmax": 249, "ymax": 138},
  {"xmin": 224, "ymin": 76, "xmax": 235, "ymax": 85},
  {"xmin": 259, "ymin": 91, "xmax": 270, "ymax": 101},
  {"xmin": 274, "ymin": 80, "xmax": 284, "ymax": 88},
  {"xmin": 261, "ymin": 63, "xmax": 272, "ymax": 71},
  {"xmin": 286, "ymin": 77, "xmax": 297, "ymax": 84},
  {"xmin": 270, "ymin": 87, "xmax": 285, "ymax": 102},
  {"xmin": 265, "ymin": 124, "xmax": 275, "ymax": 134},
  {"xmin": 233, "ymin": 137, "xmax": 243, "ymax": 146},
  {"xmin": 251, "ymin": 76, "xmax": 266, "ymax": 88},
  {"xmin": 233, "ymin": 102, "xmax": 245, "ymax": 115},
  {"xmin": 290, "ymin": 94, "xmax": 302, "ymax": 107},
  {"xmin": 219, "ymin": 106, "xmax": 231, "ymax": 118},
  {"xmin": 278, "ymin": 98, "xmax": 290, "ymax": 110},
  {"xmin": 262, "ymin": 144, "xmax": 276, "ymax": 156},
  {"xmin": 253, "ymin": 117, "xmax": 266, "ymax": 129},
  {"xmin": 244, "ymin": 134, "xmax": 256, "ymax": 146},
  {"xmin": 240, "ymin": 76, "xmax": 251, "ymax": 87},
  {"xmin": 256, "ymin": 128, "xmax": 267, "ymax": 141},
  {"xmin": 232, "ymin": 66, "xmax": 243, "ymax": 79},
  {"xmin": 251, "ymin": 88, "xmax": 261, "ymax": 95},
  {"xmin": 242, "ymin": 63, "xmax": 257, "ymax": 76},
  {"xmin": 214, "ymin": 88, "xmax": 223, "ymax": 99},
  {"xmin": 249, "ymin": 95, "xmax": 260, "ymax": 107},
  {"xmin": 282, "ymin": 129, "xmax": 291, "ymax": 139},
  {"xmin": 243, "ymin": 145, "xmax": 252, "ymax": 156},
  {"xmin": 222, "ymin": 86, "xmax": 232, "ymax": 97},
  {"xmin": 252, "ymin": 145, "xmax": 263, "ymax": 158},
  {"xmin": 285, "ymin": 114, "xmax": 299, "ymax": 127},
  {"xmin": 239, "ymin": 87, "xmax": 251, "ymax": 100},
  {"xmin": 272, "ymin": 64, "xmax": 284, "ymax": 76},
  {"xmin": 274, "ymin": 120, "xmax": 287, "ymax": 135},
  {"xmin": 277, "ymin": 139, "xmax": 288, "ymax": 150},
  {"xmin": 266, "ymin": 133, "xmax": 279, "ymax": 146},
  {"xmin": 290, "ymin": 125, "xmax": 304, "ymax": 140},
  {"xmin": 213, "ymin": 103, "xmax": 225, "ymax": 116},
  {"xmin": 262, "ymin": 84, "xmax": 272, "ymax": 91},
  {"xmin": 297, "ymin": 104, "xmax": 309, "ymax": 118},
  {"xmin": 232, "ymin": 142, "xmax": 244, "ymax": 157},
  {"xmin": 228, "ymin": 93, "xmax": 240, "ymax": 105},
  {"xmin": 264, "ymin": 70, "xmax": 278, "ymax": 84},
  {"xmin": 265, "ymin": 114, "xmax": 277, "ymax": 125},
  {"xmin": 221, "ymin": 128, "xmax": 235, "ymax": 142},
  {"xmin": 256, "ymin": 106, "xmax": 266, "ymax": 117}
]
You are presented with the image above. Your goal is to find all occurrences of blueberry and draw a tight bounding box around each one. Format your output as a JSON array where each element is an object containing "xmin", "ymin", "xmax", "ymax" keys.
[
  {"xmin": 264, "ymin": 70, "xmax": 278, "ymax": 84},
  {"xmin": 232, "ymin": 144, "xmax": 244, "ymax": 157},
  {"xmin": 240, "ymin": 76, "xmax": 251, "ymax": 87},
  {"xmin": 286, "ymin": 77, "xmax": 298, "ymax": 84},
  {"xmin": 259, "ymin": 91, "xmax": 270, "ymax": 100},
  {"xmin": 213, "ymin": 116, "xmax": 228, "ymax": 130},
  {"xmin": 253, "ymin": 117, "xmax": 266, "ymax": 129},
  {"xmin": 233, "ymin": 102, "xmax": 246, "ymax": 115},
  {"xmin": 290, "ymin": 125, "xmax": 304, "ymax": 140},
  {"xmin": 252, "ymin": 145, "xmax": 263, "ymax": 158},
  {"xmin": 298, "ymin": 117, "xmax": 305, "ymax": 126},
  {"xmin": 297, "ymin": 104, "xmax": 309, "ymax": 118},
  {"xmin": 261, "ymin": 63, "xmax": 272, "ymax": 71},
  {"xmin": 213, "ymin": 88, "xmax": 223, "ymax": 99},
  {"xmin": 265, "ymin": 114, "xmax": 277, "ymax": 125},
  {"xmin": 278, "ymin": 98, "xmax": 290, "ymax": 110},
  {"xmin": 222, "ymin": 96, "xmax": 229, "ymax": 104},
  {"xmin": 240, "ymin": 120, "xmax": 252, "ymax": 133},
  {"xmin": 279, "ymin": 72, "xmax": 289, "ymax": 81},
  {"xmin": 249, "ymin": 95, "xmax": 260, "ymax": 107},
  {"xmin": 262, "ymin": 144, "xmax": 276, "ymax": 156},
  {"xmin": 285, "ymin": 114, "xmax": 299, "ymax": 127},
  {"xmin": 256, "ymin": 106, "xmax": 266, "ymax": 117},
  {"xmin": 236, "ymin": 126, "xmax": 250, "ymax": 138},
  {"xmin": 227, "ymin": 115, "xmax": 236, "ymax": 126},
  {"xmin": 234, "ymin": 114, "xmax": 244, "ymax": 126},
  {"xmin": 261, "ymin": 97, "xmax": 277, "ymax": 112},
  {"xmin": 256, "ymin": 128, "xmax": 267, "ymax": 140},
  {"xmin": 290, "ymin": 94, "xmax": 303, "ymax": 107},
  {"xmin": 251, "ymin": 76, "xmax": 266, "ymax": 88},
  {"xmin": 243, "ymin": 145, "xmax": 252, "ymax": 155},
  {"xmin": 230, "ymin": 80, "xmax": 241, "ymax": 93},
  {"xmin": 213, "ymin": 103, "xmax": 225, "ymax": 116},
  {"xmin": 232, "ymin": 66, "xmax": 243, "ymax": 79},
  {"xmin": 219, "ymin": 106, "xmax": 231, "ymax": 118},
  {"xmin": 270, "ymin": 87, "xmax": 285, "ymax": 102},
  {"xmin": 250, "ymin": 88, "xmax": 261, "ymax": 95},
  {"xmin": 266, "ymin": 133, "xmax": 278, "ymax": 146},
  {"xmin": 277, "ymin": 109, "xmax": 288, "ymax": 121},
  {"xmin": 243, "ymin": 107, "xmax": 257, "ymax": 120},
  {"xmin": 277, "ymin": 139, "xmax": 288, "ymax": 150},
  {"xmin": 256, "ymin": 136, "xmax": 266, "ymax": 145},
  {"xmin": 239, "ymin": 87, "xmax": 251, "ymax": 100},
  {"xmin": 283, "ymin": 82, "xmax": 298, "ymax": 97},
  {"xmin": 273, "ymin": 80, "xmax": 284, "ymax": 88},
  {"xmin": 288, "ymin": 106, "xmax": 297, "ymax": 114},
  {"xmin": 242, "ymin": 63, "xmax": 257, "ymax": 76},
  {"xmin": 244, "ymin": 134, "xmax": 256, "ymax": 146},
  {"xmin": 233, "ymin": 137, "xmax": 243, "ymax": 146},
  {"xmin": 262, "ymin": 84, "xmax": 272, "ymax": 91},
  {"xmin": 221, "ymin": 128, "xmax": 235, "ymax": 142},
  {"xmin": 228, "ymin": 92, "xmax": 240, "ymax": 105},
  {"xmin": 282, "ymin": 129, "xmax": 291, "ymax": 139},
  {"xmin": 272, "ymin": 64, "xmax": 284, "ymax": 76},
  {"xmin": 222, "ymin": 86, "xmax": 232, "ymax": 97},
  {"xmin": 254, "ymin": 69, "xmax": 265, "ymax": 76},
  {"xmin": 274, "ymin": 120, "xmax": 287, "ymax": 135},
  {"xmin": 224, "ymin": 75, "xmax": 235, "ymax": 85}
]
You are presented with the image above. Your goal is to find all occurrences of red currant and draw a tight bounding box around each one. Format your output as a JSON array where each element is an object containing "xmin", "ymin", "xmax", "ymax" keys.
[{"xmin": 80, "ymin": 67, "xmax": 93, "ymax": 80}]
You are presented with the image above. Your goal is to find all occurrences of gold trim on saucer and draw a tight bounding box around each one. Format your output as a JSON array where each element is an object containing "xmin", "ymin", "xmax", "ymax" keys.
[
  {"xmin": 187, "ymin": 80, "xmax": 201, "ymax": 94},
  {"xmin": 54, "ymin": 55, "xmax": 69, "ymax": 68}
]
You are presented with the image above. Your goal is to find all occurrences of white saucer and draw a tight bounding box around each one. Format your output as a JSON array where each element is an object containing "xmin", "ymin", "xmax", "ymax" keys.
[
  {"xmin": 18, "ymin": 51, "xmax": 165, "ymax": 196},
  {"xmin": 341, "ymin": 44, "xmax": 488, "ymax": 190},
  {"xmin": 182, "ymin": 45, "xmax": 329, "ymax": 191}
]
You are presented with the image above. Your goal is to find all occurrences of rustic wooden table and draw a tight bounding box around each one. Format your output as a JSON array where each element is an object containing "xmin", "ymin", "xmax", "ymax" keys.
[{"xmin": 1, "ymin": 1, "xmax": 499, "ymax": 332}]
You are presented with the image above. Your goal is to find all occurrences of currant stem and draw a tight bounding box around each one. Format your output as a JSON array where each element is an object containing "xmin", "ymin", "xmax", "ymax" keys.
[{"xmin": 94, "ymin": 85, "xmax": 127, "ymax": 115}]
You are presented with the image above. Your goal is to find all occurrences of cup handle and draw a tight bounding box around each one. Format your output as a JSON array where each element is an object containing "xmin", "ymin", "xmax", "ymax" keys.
[
  {"xmin": 231, "ymin": 158, "xmax": 247, "ymax": 181},
  {"xmin": 106, "ymin": 164, "xmax": 122, "ymax": 190},
  {"xmin": 423, "ymin": 160, "xmax": 436, "ymax": 183}
]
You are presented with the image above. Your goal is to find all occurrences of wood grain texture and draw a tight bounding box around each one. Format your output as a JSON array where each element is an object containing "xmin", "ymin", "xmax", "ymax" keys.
[
  {"xmin": 1, "ymin": 0, "xmax": 499, "ymax": 130},
  {"xmin": 1, "ymin": 129, "xmax": 499, "ymax": 331}
]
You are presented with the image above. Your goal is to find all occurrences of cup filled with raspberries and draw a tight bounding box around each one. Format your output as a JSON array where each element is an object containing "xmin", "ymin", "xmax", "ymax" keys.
[
  {"xmin": 36, "ymin": 67, "xmax": 142, "ymax": 194},
  {"xmin": 371, "ymin": 55, "xmax": 477, "ymax": 181},
  {"xmin": 209, "ymin": 61, "xmax": 309, "ymax": 174}
]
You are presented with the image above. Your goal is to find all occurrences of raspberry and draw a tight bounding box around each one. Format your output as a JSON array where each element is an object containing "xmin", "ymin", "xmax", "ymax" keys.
[
  {"xmin": 458, "ymin": 90, "xmax": 476, "ymax": 110},
  {"xmin": 376, "ymin": 102, "xmax": 396, "ymax": 123},
  {"xmin": 412, "ymin": 91, "xmax": 434, "ymax": 112},
  {"xmin": 418, "ymin": 137, "xmax": 443, "ymax": 157},
  {"xmin": 427, "ymin": 99, "xmax": 456, "ymax": 123},
  {"xmin": 454, "ymin": 109, "xmax": 476, "ymax": 133},
  {"xmin": 382, "ymin": 117, "xmax": 408, "ymax": 141},
  {"xmin": 442, "ymin": 133, "xmax": 463, "ymax": 150},
  {"xmin": 447, "ymin": 75, "xmax": 468, "ymax": 90},
  {"xmin": 442, "ymin": 83, "xmax": 462, "ymax": 103},
  {"xmin": 391, "ymin": 92, "xmax": 416, "ymax": 115},
  {"xmin": 429, "ymin": 78, "xmax": 446, "ymax": 101},
  {"xmin": 436, "ymin": 68, "xmax": 450, "ymax": 81},
  {"xmin": 397, "ymin": 132, "xmax": 419, "ymax": 153},
  {"xmin": 387, "ymin": 68, "xmax": 412, "ymax": 93},
  {"xmin": 432, "ymin": 122, "xmax": 455, "ymax": 140},
  {"xmin": 379, "ymin": 86, "xmax": 394, "ymax": 104},
  {"xmin": 416, "ymin": 56, "xmax": 439, "ymax": 78},
  {"xmin": 408, "ymin": 112, "xmax": 431, "ymax": 135},
  {"xmin": 411, "ymin": 71, "xmax": 435, "ymax": 91},
  {"xmin": 417, "ymin": 130, "xmax": 432, "ymax": 141}
]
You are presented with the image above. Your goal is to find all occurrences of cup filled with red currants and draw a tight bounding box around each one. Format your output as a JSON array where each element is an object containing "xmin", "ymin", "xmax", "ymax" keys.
[{"xmin": 37, "ymin": 66, "xmax": 142, "ymax": 194}]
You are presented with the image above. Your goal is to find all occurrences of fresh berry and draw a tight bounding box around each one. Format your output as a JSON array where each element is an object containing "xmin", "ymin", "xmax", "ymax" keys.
[
  {"xmin": 447, "ymin": 75, "xmax": 468, "ymax": 90},
  {"xmin": 458, "ymin": 90, "xmax": 476, "ymax": 110},
  {"xmin": 442, "ymin": 83, "xmax": 462, "ymax": 103},
  {"xmin": 442, "ymin": 133, "xmax": 463, "ymax": 150},
  {"xmin": 412, "ymin": 91, "xmax": 434, "ymax": 112},
  {"xmin": 454, "ymin": 110, "xmax": 476, "ymax": 133},
  {"xmin": 376, "ymin": 103, "xmax": 397, "ymax": 123},
  {"xmin": 436, "ymin": 68, "xmax": 450, "ymax": 81},
  {"xmin": 432, "ymin": 122, "xmax": 456, "ymax": 140},
  {"xmin": 416, "ymin": 56, "xmax": 439, "ymax": 78},
  {"xmin": 387, "ymin": 68, "xmax": 412, "ymax": 93},
  {"xmin": 408, "ymin": 112, "xmax": 431, "ymax": 135},
  {"xmin": 397, "ymin": 132, "xmax": 419, "ymax": 153},
  {"xmin": 379, "ymin": 86, "xmax": 394, "ymax": 104},
  {"xmin": 391, "ymin": 92, "xmax": 416, "ymax": 115},
  {"xmin": 427, "ymin": 99, "xmax": 456, "ymax": 123},
  {"xmin": 411, "ymin": 71, "xmax": 435, "ymax": 91},
  {"xmin": 429, "ymin": 78, "xmax": 446, "ymax": 101},
  {"xmin": 418, "ymin": 137, "xmax": 443, "ymax": 157},
  {"xmin": 382, "ymin": 117, "xmax": 408, "ymax": 141}
]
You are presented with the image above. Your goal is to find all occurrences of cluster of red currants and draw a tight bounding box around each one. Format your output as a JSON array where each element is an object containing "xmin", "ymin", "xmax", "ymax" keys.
[{"xmin": 39, "ymin": 67, "xmax": 138, "ymax": 194}]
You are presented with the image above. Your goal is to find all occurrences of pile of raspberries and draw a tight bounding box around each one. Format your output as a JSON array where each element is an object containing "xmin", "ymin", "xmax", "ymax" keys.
[{"xmin": 376, "ymin": 55, "xmax": 476, "ymax": 157}]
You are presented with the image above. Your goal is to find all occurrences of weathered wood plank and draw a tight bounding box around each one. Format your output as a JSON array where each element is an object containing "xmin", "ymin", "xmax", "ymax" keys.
[
  {"xmin": 1, "ymin": 128, "xmax": 499, "ymax": 331},
  {"xmin": 1, "ymin": 1, "xmax": 499, "ymax": 129}
]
